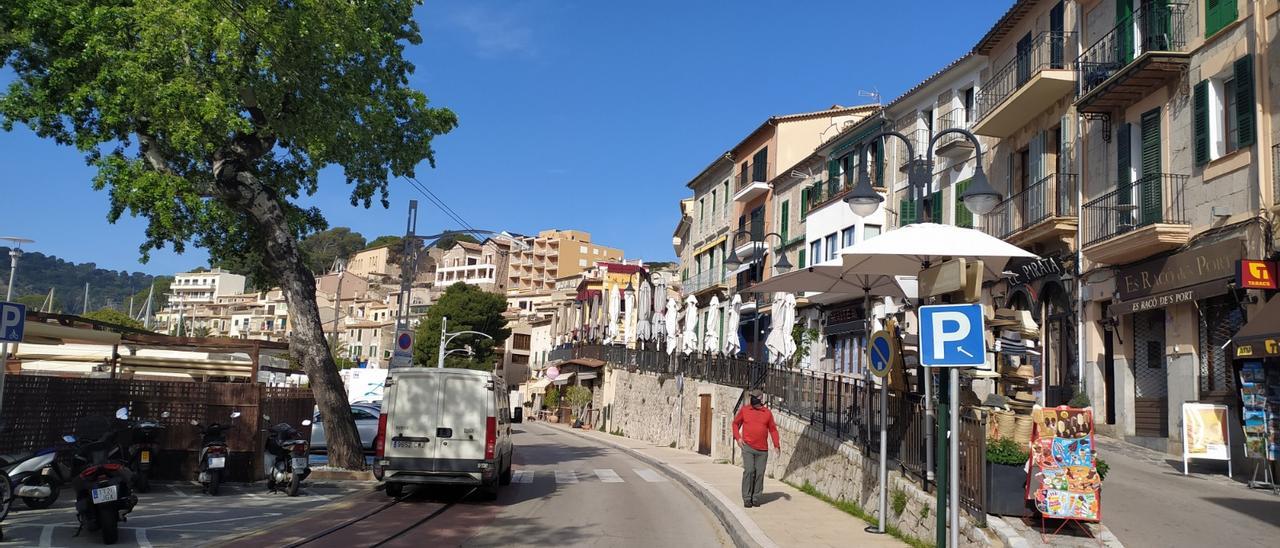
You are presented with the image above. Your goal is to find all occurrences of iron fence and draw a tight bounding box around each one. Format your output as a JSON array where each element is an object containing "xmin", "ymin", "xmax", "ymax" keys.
[
  {"xmin": 1078, "ymin": 2, "xmax": 1189, "ymax": 97},
  {"xmin": 981, "ymin": 173, "xmax": 1078, "ymax": 239},
  {"xmin": 977, "ymin": 31, "xmax": 1076, "ymax": 121},
  {"xmin": 1083, "ymin": 173, "xmax": 1188, "ymax": 245}
]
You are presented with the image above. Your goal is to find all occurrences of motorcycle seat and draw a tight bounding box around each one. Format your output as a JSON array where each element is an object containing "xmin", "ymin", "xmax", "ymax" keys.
[{"xmin": 0, "ymin": 452, "xmax": 34, "ymax": 467}]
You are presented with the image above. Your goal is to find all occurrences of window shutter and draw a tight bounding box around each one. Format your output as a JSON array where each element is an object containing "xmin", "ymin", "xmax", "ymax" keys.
[
  {"xmin": 931, "ymin": 191, "xmax": 943, "ymax": 224},
  {"xmin": 1193, "ymin": 80, "xmax": 1210, "ymax": 166},
  {"xmin": 800, "ymin": 186, "xmax": 810, "ymax": 219},
  {"xmin": 798, "ymin": 249, "xmax": 806, "ymax": 269},
  {"xmin": 780, "ymin": 201, "xmax": 790, "ymax": 242},
  {"xmin": 1205, "ymin": 0, "xmax": 1237, "ymax": 38},
  {"xmin": 1140, "ymin": 108, "xmax": 1163, "ymax": 225},
  {"xmin": 1235, "ymin": 54, "xmax": 1256, "ymax": 147},
  {"xmin": 1117, "ymin": 122, "xmax": 1132, "ymax": 196},
  {"xmin": 828, "ymin": 159, "xmax": 839, "ymax": 181},
  {"xmin": 900, "ymin": 198, "xmax": 916, "ymax": 226},
  {"xmin": 954, "ymin": 179, "xmax": 974, "ymax": 228}
]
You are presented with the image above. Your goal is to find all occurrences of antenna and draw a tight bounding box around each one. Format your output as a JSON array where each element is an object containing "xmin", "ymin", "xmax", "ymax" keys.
[
  {"xmin": 858, "ymin": 88, "xmax": 882, "ymax": 105},
  {"xmin": 790, "ymin": 168, "xmax": 816, "ymax": 180}
]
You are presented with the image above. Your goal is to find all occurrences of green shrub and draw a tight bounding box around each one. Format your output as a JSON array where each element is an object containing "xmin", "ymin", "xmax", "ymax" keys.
[
  {"xmin": 891, "ymin": 489, "xmax": 907, "ymax": 515},
  {"xmin": 986, "ymin": 437, "xmax": 1029, "ymax": 466},
  {"xmin": 1096, "ymin": 457, "xmax": 1109, "ymax": 481},
  {"xmin": 1068, "ymin": 391, "xmax": 1091, "ymax": 408}
]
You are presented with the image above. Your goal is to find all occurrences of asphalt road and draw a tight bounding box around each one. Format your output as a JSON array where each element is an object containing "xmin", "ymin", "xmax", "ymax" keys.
[{"xmin": 235, "ymin": 421, "xmax": 732, "ymax": 548}]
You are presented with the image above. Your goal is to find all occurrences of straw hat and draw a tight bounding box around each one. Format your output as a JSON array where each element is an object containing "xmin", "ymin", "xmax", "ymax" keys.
[{"xmin": 1013, "ymin": 391, "xmax": 1037, "ymax": 403}]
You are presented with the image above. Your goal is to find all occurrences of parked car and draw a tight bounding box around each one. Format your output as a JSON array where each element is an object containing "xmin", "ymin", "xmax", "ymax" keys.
[{"xmin": 309, "ymin": 404, "xmax": 380, "ymax": 452}]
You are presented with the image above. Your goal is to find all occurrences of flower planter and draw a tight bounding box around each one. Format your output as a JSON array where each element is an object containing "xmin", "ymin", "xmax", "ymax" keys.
[{"xmin": 985, "ymin": 461, "xmax": 1030, "ymax": 517}]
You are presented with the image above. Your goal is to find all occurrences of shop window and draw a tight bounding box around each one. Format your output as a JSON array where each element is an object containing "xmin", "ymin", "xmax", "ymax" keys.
[{"xmin": 1198, "ymin": 296, "xmax": 1243, "ymax": 394}]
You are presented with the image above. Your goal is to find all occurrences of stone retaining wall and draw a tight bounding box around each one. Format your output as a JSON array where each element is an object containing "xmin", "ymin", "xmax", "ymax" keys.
[{"xmin": 603, "ymin": 367, "xmax": 1000, "ymax": 547}]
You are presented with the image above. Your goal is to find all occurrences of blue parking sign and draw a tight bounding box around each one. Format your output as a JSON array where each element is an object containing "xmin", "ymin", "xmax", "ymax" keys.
[
  {"xmin": 918, "ymin": 304, "xmax": 985, "ymax": 367},
  {"xmin": 0, "ymin": 301, "xmax": 25, "ymax": 343}
]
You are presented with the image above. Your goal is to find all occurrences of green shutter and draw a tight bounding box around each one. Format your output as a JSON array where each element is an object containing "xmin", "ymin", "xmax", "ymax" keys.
[
  {"xmin": 798, "ymin": 249, "xmax": 806, "ymax": 269},
  {"xmin": 828, "ymin": 159, "xmax": 839, "ymax": 181},
  {"xmin": 1235, "ymin": 54, "xmax": 1256, "ymax": 147},
  {"xmin": 800, "ymin": 188, "xmax": 810, "ymax": 219},
  {"xmin": 1205, "ymin": 0, "xmax": 1237, "ymax": 38},
  {"xmin": 1193, "ymin": 80, "xmax": 1210, "ymax": 166},
  {"xmin": 1117, "ymin": 0, "xmax": 1134, "ymax": 64},
  {"xmin": 780, "ymin": 200, "xmax": 790, "ymax": 242},
  {"xmin": 874, "ymin": 142, "xmax": 885, "ymax": 186},
  {"xmin": 1140, "ymin": 108, "xmax": 1163, "ymax": 226},
  {"xmin": 954, "ymin": 179, "xmax": 974, "ymax": 228},
  {"xmin": 930, "ymin": 191, "xmax": 943, "ymax": 224},
  {"xmin": 899, "ymin": 198, "xmax": 917, "ymax": 226},
  {"xmin": 1117, "ymin": 123, "xmax": 1132, "ymax": 195}
]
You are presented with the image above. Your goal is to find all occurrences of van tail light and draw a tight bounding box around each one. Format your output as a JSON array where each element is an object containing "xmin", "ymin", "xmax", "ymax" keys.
[
  {"xmin": 484, "ymin": 416, "xmax": 497, "ymax": 461},
  {"xmin": 375, "ymin": 413, "xmax": 388, "ymax": 458}
]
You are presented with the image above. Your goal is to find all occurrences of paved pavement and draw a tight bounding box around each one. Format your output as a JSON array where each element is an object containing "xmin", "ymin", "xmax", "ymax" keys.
[
  {"xmin": 555, "ymin": 423, "xmax": 905, "ymax": 548},
  {"xmin": 0, "ymin": 480, "xmax": 364, "ymax": 547},
  {"xmin": 1095, "ymin": 436, "xmax": 1280, "ymax": 548},
  {"xmin": 231, "ymin": 421, "xmax": 731, "ymax": 547}
]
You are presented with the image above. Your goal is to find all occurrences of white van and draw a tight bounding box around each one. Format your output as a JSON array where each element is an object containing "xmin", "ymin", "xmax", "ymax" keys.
[{"xmin": 374, "ymin": 368, "xmax": 514, "ymax": 499}]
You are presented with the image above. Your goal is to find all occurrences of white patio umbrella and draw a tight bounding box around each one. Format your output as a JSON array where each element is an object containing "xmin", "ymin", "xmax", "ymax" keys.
[
  {"xmin": 764, "ymin": 292, "xmax": 799, "ymax": 363},
  {"xmin": 681, "ymin": 295, "xmax": 699, "ymax": 354},
  {"xmin": 840, "ymin": 223, "xmax": 1037, "ymax": 281},
  {"xmin": 704, "ymin": 295, "xmax": 721, "ymax": 353},
  {"xmin": 724, "ymin": 294, "xmax": 742, "ymax": 355},
  {"xmin": 636, "ymin": 280, "xmax": 653, "ymax": 342},
  {"xmin": 605, "ymin": 287, "xmax": 621, "ymax": 344},
  {"xmin": 745, "ymin": 265, "xmax": 910, "ymax": 300},
  {"xmin": 652, "ymin": 277, "xmax": 668, "ymax": 339},
  {"xmin": 623, "ymin": 286, "xmax": 636, "ymax": 345},
  {"xmin": 664, "ymin": 297, "xmax": 680, "ymax": 355},
  {"xmin": 592, "ymin": 292, "xmax": 604, "ymax": 342}
]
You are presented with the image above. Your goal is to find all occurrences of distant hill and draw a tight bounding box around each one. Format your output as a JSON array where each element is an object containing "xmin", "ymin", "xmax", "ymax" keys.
[{"xmin": 0, "ymin": 247, "xmax": 165, "ymax": 316}]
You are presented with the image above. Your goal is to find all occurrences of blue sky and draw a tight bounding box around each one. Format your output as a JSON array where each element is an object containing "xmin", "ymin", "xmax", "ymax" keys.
[{"xmin": 0, "ymin": 0, "xmax": 1010, "ymax": 275}]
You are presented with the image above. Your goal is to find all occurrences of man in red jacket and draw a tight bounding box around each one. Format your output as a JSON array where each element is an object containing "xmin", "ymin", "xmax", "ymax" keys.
[{"xmin": 732, "ymin": 389, "xmax": 780, "ymax": 508}]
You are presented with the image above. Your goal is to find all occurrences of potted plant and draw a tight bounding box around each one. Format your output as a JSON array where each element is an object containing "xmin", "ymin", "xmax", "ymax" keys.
[
  {"xmin": 544, "ymin": 388, "xmax": 560, "ymax": 423},
  {"xmin": 985, "ymin": 437, "xmax": 1030, "ymax": 516},
  {"xmin": 565, "ymin": 385, "xmax": 593, "ymax": 428}
]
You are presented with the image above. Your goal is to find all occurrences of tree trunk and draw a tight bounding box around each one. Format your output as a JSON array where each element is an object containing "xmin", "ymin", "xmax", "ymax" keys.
[{"xmin": 212, "ymin": 168, "xmax": 365, "ymax": 470}]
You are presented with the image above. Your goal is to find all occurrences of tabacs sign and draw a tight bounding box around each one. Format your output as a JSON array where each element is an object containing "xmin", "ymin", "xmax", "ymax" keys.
[{"xmin": 1238, "ymin": 260, "xmax": 1278, "ymax": 290}]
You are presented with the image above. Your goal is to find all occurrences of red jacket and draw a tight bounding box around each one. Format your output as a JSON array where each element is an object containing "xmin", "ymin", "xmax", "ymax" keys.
[{"xmin": 732, "ymin": 405, "xmax": 780, "ymax": 452}]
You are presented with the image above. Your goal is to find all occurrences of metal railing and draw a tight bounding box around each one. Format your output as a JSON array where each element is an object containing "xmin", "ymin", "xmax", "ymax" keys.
[
  {"xmin": 736, "ymin": 162, "xmax": 772, "ymax": 192},
  {"xmin": 1078, "ymin": 2, "xmax": 1188, "ymax": 97},
  {"xmin": 936, "ymin": 107, "xmax": 973, "ymax": 149},
  {"xmin": 683, "ymin": 268, "xmax": 727, "ymax": 295},
  {"xmin": 980, "ymin": 173, "xmax": 1078, "ymax": 239},
  {"xmin": 898, "ymin": 128, "xmax": 930, "ymax": 169},
  {"xmin": 1083, "ymin": 173, "xmax": 1188, "ymax": 245},
  {"xmin": 976, "ymin": 31, "xmax": 1076, "ymax": 121},
  {"xmin": 568, "ymin": 344, "xmax": 987, "ymax": 517}
]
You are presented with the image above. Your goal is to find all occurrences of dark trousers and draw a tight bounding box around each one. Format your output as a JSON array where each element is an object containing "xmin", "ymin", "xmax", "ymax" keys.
[{"xmin": 741, "ymin": 444, "xmax": 767, "ymax": 504}]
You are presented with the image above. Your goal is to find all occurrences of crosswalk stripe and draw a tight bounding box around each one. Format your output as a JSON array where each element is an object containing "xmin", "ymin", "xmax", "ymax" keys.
[
  {"xmin": 512, "ymin": 470, "xmax": 534, "ymax": 484},
  {"xmin": 634, "ymin": 468, "xmax": 667, "ymax": 482},
  {"xmin": 555, "ymin": 470, "xmax": 578, "ymax": 484},
  {"xmin": 594, "ymin": 469, "xmax": 624, "ymax": 483}
]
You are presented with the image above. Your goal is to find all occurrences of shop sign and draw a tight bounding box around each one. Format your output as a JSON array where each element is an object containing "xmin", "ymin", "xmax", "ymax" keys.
[
  {"xmin": 1235, "ymin": 339, "xmax": 1280, "ymax": 359},
  {"xmin": 1008, "ymin": 257, "xmax": 1064, "ymax": 286},
  {"xmin": 1108, "ymin": 280, "xmax": 1226, "ymax": 316},
  {"xmin": 1237, "ymin": 259, "xmax": 1278, "ymax": 290},
  {"xmin": 1115, "ymin": 240, "xmax": 1241, "ymax": 301}
]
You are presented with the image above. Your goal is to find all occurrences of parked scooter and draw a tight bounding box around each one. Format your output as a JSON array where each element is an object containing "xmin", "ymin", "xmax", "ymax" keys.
[
  {"xmin": 192, "ymin": 411, "xmax": 240, "ymax": 495},
  {"xmin": 263, "ymin": 415, "xmax": 312, "ymax": 497},
  {"xmin": 125, "ymin": 412, "xmax": 168, "ymax": 493},
  {"xmin": 0, "ymin": 433, "xmax": 77, "ymax": 510},
  {"xmin": 70, "ymin": 408, "xmax": 137, "ymax": 545}
]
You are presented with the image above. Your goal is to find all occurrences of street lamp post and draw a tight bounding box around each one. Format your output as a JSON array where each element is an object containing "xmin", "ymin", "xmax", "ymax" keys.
[
  {"xmin": 722, "ymin": 229, "xmax": 792, "ymax": 363},
  {"xmin": 842, "ymin": 128, "xmax": 999, "ymax": 547},
  {"xmin": 0, "ymin": 236, "xmax": 35, "ymax": 421},
  {"xmin": 436, "ymin": 316, "xmax": 496, "ymax": 369}
]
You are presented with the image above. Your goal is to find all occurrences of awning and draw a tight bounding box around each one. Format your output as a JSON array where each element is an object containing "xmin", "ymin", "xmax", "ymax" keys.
[
  {"xmin": 563, "ymin": 357, "xmax": 605, "ymax": 368},
  {"xmin": 1234, "ymin": 294, "xmax": 1280, "ymax": 359},
  {"xmin": 577, "ymin": 372, "xmax": 598, "ymax": 381},
  {"xmin": 529, "ymin": 377, "xmax": 552, "ymax": 394},
  {"xmin": 1108, "ymin": 280, "xmax": 1231, "ymax": 317},
  {"xmin": 695, "ymin": 234, "xmax": 728, "ymax": 257},
  {"xmin": 551, "ymin": 372, "xmax": 577, "ymax": 385}
]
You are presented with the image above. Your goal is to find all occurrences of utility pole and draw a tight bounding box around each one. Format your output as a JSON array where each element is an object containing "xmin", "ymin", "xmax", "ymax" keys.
[
  {"xmin": 330, "ymin": 258, "xmax": 346, "ymax": 346},
  {"xmin": 394, "ymin": 200, "xmax": 420, "ymax": 334}
]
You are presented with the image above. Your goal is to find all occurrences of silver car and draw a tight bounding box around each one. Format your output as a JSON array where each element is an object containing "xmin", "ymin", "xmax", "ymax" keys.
[{"xmin": 309, "ymin": 403, "xmax": 381, "ymax": 452}]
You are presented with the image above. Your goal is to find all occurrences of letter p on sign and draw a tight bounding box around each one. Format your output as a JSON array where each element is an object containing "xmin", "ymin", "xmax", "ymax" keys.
[
  {"xmin": 918, "ymin": 304, "xmax": 985, "ymax": 368},
  {"xmin": 0, "ymin": 301, "xmax": 25, "ymax": 343}
]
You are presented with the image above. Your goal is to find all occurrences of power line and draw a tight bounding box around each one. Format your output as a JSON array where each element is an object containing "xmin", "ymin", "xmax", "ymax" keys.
[{"xmin": 402, "ymin": 176, "xmax": 490, "ymax": 243}]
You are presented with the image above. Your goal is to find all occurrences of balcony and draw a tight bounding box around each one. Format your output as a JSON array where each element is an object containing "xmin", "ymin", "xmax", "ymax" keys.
[
  {"xmin": 1082, "ymin": 173, "xmax": 1189, "ymax": 264},
  {"xmin": 980, "ymin": 173, "xmax": 1078, "ymax": 247},
  {"xmin": 973, "ymin": 32, "xmax": 1077, "ymax": 138},
  {"xmin": 683, "ymin": 269, "xmax": 728, "ymax": 296},
  {"xmin": 1076, "ymin": 3, "xmax": 1189, "ymax": 114},
  {"xmin": 733, "ymin": 162, "xmax": 771, "ymax": 203},
  {"xmin": 898, "ymin": 129, "xmax": 930, "ymax": 172},
  {"xmin": 935, "ymin": 108, "xmax": 974, "ymax": 158}
]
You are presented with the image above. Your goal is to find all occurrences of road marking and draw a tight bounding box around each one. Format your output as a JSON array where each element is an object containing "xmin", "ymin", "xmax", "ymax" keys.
[
  {"xmin": 512, "ymin": 470, "xmax": 534, "ymax": 483},
  {"xmin": 39, "ymin": 525, "xmax": 53, "ymax": 547},
  {"xmin": 136, "ymin": 528, "xmax": 154, "ymax": 548},
  {"xmin": 594, "ymin": 469, "xmax": 623, "ymax": 483},
  {"xmin": 554, "ymin": 470, "xmax": 578, "ymax": 484},
  {"xmin": 634, "ymin": 468, "xmax": 667, "ymax": 482},
  {"xmin": 168, "ymin": 484, "xmax": 189, "ymax": 497},
  {"xmin": 146, "ymin": 512, "xmax": 283, "ymax": 530}
]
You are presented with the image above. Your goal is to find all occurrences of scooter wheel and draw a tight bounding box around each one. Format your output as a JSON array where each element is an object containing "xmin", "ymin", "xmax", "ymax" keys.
[
  {"xmin": 97, "ymin": 505, "xmax": 119, "ymax": 544},
  {"xmin": 135, "ymin": 470, "xmax": 149, "ymax": 494},
  {"xmin": 287, "ymin": 470, "xmax": 301, "ymax": 497},
  {"xmin": 209, "ymin": 470, "xmax": 221, "ymax": 496},
  {"xmin": 20, "ymin": 475, "xmax": 59, "ymax": 509}
]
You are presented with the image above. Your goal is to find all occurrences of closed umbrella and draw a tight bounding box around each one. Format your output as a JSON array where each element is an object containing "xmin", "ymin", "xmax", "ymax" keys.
[
  {"xmin": 724, "ymin": 294, "xmax": 742, "ymax": 355},
  {"xmin": 664, "ymin": 297, "xmax": 680, "ymax": 355},
  {"xmin": 652, "ymin": 277, "xmax": 667, "ymax": 340},
  {"xmin": 764, "ymin": 292, "xmax": 790, "ymax": 363},
  {"xmin": 704, "ymin": 295, "xmax": 721, "ymax": 353},
  {"xmin": 623, "ymin": 286, "xmax": 636, "ymax": 345},
  {"xmin": 636, "ymin": 280, "xmax": 653, "ymax": 342},
  {"xmin": 605, "ymin": 287, "xmax": 621, "ymax": 344},
  {"xmin": 681, "ymin": 295, "xmax": 699, "ymax": 354}
]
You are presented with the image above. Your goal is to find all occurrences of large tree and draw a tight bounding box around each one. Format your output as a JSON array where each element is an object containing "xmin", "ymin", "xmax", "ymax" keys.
[
  {"xmin": 84, "ymin": 308, "xmax": 146, "ymax": 331},
  {"xmin": 0, "ymin": 1, "xmax": 457, "ymax": 468},
  {"xmin": 299, "ymin": 227, "xmax": 366, "ymax": 274},
  {"xmin": 413, "ymin": 283, "xmax": 510, "ymax": 370}
]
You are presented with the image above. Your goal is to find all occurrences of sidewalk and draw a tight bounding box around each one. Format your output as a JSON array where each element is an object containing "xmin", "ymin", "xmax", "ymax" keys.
[
  {"xmin": 555, "ymin": 424, "xmax": 906, "ymax": 548},
  {"xmin": 1093, "ymin": 435, "xmax": 1280, "ymax": 548}
]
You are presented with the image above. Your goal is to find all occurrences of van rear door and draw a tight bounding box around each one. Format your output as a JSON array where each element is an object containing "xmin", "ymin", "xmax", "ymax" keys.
[
  {"xmin": 434, "ymin": 373, "xmax": 491, "ymax": 470},
  {"xmin": 386, "ymin": 373, "xmax": 439, "ymax": 465}
]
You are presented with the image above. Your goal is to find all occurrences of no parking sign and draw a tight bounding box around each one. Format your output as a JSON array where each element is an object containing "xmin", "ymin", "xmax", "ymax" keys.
[{"xmin": 867, "ymin": 329, "xmax": 897, "ymax": 378}]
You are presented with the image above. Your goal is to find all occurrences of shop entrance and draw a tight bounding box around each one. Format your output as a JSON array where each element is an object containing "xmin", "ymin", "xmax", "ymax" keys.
[
  {"xmin": 698, "ymin": 394, "xmax": 712, "ymax": 455},
  {"xmin": 1133, "ymin": 309, "xmax": 1169, "ymax": 438}
]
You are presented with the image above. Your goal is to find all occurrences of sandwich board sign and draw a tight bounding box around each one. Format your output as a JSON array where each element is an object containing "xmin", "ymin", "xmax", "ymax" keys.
[{"xmin": 918, "ymin": 303, "xmax": 985, "ymax": 368}]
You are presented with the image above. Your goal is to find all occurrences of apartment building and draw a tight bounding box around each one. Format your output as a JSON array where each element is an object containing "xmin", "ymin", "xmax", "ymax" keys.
[
  {"xmin": 505, "ymin": 229, "xmax": 623, "ymax": 295},
  {"xmin": 434, "ymin": 240, "xmax": 506, "ymax": 293},
  {"xmin": 167, "ymin": 269, "xmax": 246, "ymax": 309},
  {"xmin": 346, "ymin": 245, "xmax": 400, "ymax": 281}
]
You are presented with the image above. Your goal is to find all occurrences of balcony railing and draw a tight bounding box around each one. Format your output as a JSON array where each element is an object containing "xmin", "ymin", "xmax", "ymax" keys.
[
  {"xmin": 735, "ymin": 162, "xmax": 771, "ymax": 192},
  {"xmin": 981, "ymin": 173, "xmax": 1078, "ymax": 240},
  {"xmin": 935, "ymin": 107, "xmax": 973, "ymax": 150},
  {"xmin": 683, "ymin": 269, "xmax": 727, "ymax": 295},
  {"xmin": 898, "ymin": 128, "xmax": 930, "ymax": 170},
  {"xmin": 1077, "ymin": 3, "xmax": 1188, "ymax": 98},
  {"xmin": 1083, "ymin": 173, "xmax": 1188, "ymax": 246},
  {"xmin": 976, "ymin": 31, "xmax": 1076, "ymax": 121}
]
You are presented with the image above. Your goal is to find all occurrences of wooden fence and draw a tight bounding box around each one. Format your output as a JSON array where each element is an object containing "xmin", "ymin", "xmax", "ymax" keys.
[{"xmin": 1, "ymin": 375, "xmax": 314, "ymax": 481}]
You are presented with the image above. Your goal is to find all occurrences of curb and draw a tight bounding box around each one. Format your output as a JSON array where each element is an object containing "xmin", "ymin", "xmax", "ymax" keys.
[
  {"xmin": 986, "ymin": 516, "xmax": 1031, "ymax": 548},
  {"xmin": 551, "ymin": 424, "xmax": 775, "ymax": 548}
]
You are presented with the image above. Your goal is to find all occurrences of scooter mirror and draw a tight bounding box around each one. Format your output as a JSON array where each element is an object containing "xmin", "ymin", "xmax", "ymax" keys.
[
  {"xmin": 263, "ymin": 414, "xmax": 271, "ymax": 421},
  {"xmin": 63, "ymin": 435, "xmax": 77, "ymax": 443},
  {"xmin": 230, "ymin": 411, "xmax": 242, "ymax": 419},
  {"xmin": 162, "ymin": 411, "xmax": 171, "ymax": 418},
  {"xmin": 190, "ymin": 419, "xmax": 199, "ymax": 426},
  {"xmin": 116, "ymin": 407, "xmax": 129, "ymax": 420},
  {"xmin": 302, "ymin": 420, "xmax": 312, "ymax": 427}
]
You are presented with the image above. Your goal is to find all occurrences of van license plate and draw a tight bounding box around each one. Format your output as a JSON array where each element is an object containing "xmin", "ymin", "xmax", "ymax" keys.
[
  {"xmin": 91, "ymin": 485, "xmax": 118, "ymax": 504},
  {"xmin": 208, "ymin": 457, "xmax": 226, "ymax": 469},
  {"xmin": 391, "ymin": 440, "xmax": 427, "ymax": 449}
]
